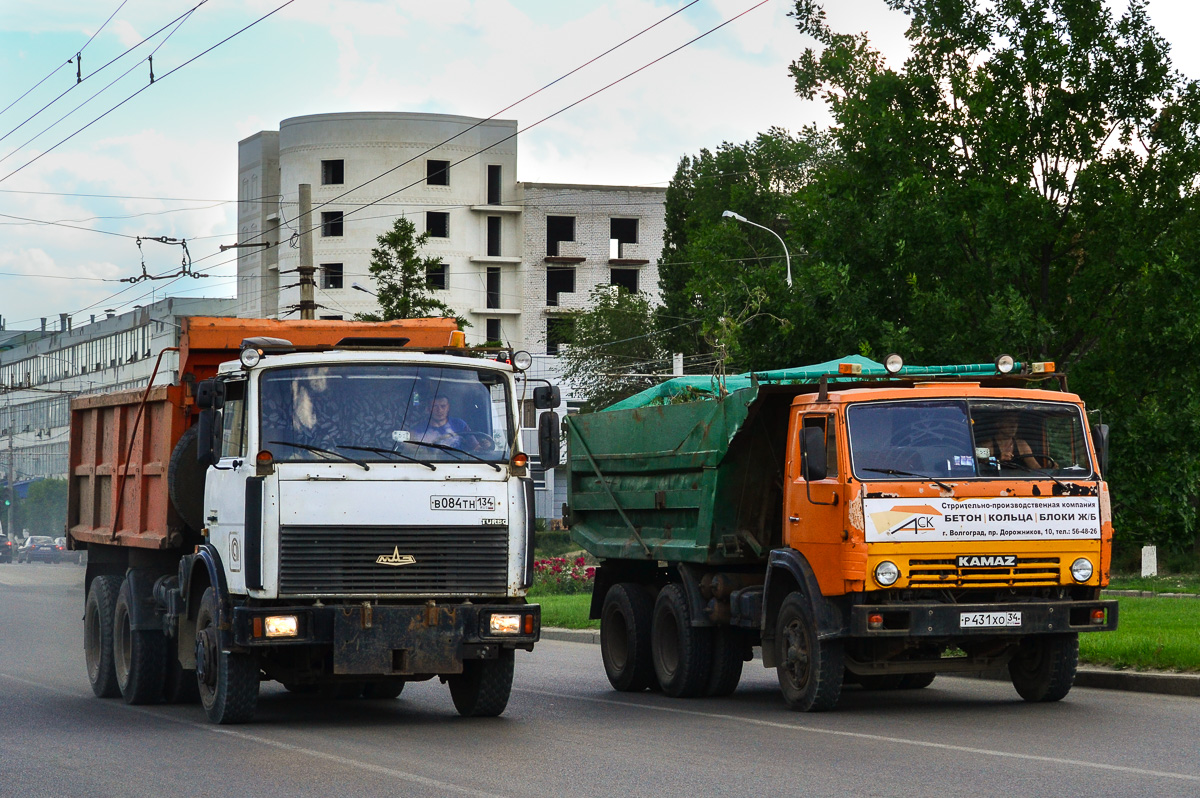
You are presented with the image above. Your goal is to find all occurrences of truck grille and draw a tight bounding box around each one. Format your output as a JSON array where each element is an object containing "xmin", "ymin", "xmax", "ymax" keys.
[
  {"xmin": 907, "ymin": 557, "xmax": 1061, "ymax": 587},
  {"xmin": 279, "ymin": 526, "xmax": 509, "ymax": 597}
]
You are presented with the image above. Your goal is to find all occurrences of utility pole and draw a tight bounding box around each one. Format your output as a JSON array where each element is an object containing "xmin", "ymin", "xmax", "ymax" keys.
[
  {"xmin": 298, "ymin": 183, "xmax": 316, "ymax": 320},
  {"xmin": 5, "ymin": 395, "xmax": 13, "ymax": 539}
]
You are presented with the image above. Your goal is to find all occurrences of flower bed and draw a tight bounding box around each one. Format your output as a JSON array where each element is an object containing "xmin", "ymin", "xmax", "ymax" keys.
[{"xmin": 531, "ymin": 556, "xmax": 595, "ymax": 595}]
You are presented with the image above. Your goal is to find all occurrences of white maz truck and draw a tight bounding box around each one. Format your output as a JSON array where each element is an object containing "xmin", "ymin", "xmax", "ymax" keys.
[{"xmin": 69, "ymin": 318, "xmax": 556, "ymax": 723}]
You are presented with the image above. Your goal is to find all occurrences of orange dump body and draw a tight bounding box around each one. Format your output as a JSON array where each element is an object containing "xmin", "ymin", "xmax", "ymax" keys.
[{"xmin": 66, "ymin": 316, "xmax": 459, "ymax": 551}]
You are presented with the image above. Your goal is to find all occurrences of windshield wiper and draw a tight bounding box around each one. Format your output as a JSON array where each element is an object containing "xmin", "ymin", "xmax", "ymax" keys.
[
  {"xmin": 267, "ymin": 440, "xmax": 370, "ymax": 471},
  {"xmin": 860, "ymin": 467, "xmax": 953, "ymax": 492},
  {"xmin": 340, "ymin": 444, "xmax": 436, "ymax": 471},
  {"xmin": 1001, "ymin": 458, "xmax": 1070, "ymax": 487},
  {"xmin": 402, "ymin": 438, "xmax": 502, "ymax": 471}
]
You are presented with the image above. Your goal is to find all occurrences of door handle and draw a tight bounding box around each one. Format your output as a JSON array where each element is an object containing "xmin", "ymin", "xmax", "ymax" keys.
[{"xmin": 788, "ymin": 515, "xmax": 800, "ymax": 523}]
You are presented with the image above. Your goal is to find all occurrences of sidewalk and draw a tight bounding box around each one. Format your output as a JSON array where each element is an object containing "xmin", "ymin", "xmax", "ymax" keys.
[{"xmin": 538, "ymin": 627, "xmax": 1200, "ymax": 698}]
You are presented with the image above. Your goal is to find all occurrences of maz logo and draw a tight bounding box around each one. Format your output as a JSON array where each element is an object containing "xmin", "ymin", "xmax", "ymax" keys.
[{"xmin": 376, "ymin": 547, "xmax": 417, "ymax": 566}]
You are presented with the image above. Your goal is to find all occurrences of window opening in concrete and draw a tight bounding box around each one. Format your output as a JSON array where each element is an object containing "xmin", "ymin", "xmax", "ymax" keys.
[
  {"xmin": 319, "ymin": 315, "xmax": 344, "ymax": 320},
  {"xmin": 611, "ymin": 217, "xmax": 638, "ymax": 258},
  {"xmin": 487, "ymin": 165, "xmax": 502, "ymax": 204},
  {"xmin": 321, "ymin": 160, "xmax": 344, "ymax": 185},
  {"xmin": 487, "ymin": 216, "xmax": 502, "ymax": 257},
  {"xmin": 321, "ymin": 211, "xmax": 344, "ymax": 237},
  {"xmin": 546, "ymin": 317, "xmax": 575, "ymax": 355},
  {"xmin": 546, "ymin": 216, "xmax": 575, "ymax": 256},
  {"xmin": 427, "ymin": 160, "xmax": 450, "ymax": 186},
  {"xmin": 610, "ymin": 268, "xmax": 638, "ymax": 293},
  {"xmin": 546, "ymin": 266, "xmax": 575, "ymax": 307},
  {"xmin": 486, "ymin": 318, "xmax": 501, "ymax": 344},
  {"xmin": 321, "ymin": 263, "xmax": 343, "ymax": 289},
  {"xmin": 426, "ymin": 211, "xmax": 449, "ymax": 238},
  {"xmin": 486, "ymin": 267, "xmax": 501, "ymax": 309},
  {"xmin": 426, "ymin": 263, "xmax": 448, "ymax": 290}
]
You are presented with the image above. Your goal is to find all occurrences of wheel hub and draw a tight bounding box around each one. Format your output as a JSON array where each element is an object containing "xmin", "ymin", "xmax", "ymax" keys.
[{"xmin": 196, "ymin": 627, "xmax": 218, "ymax": 687}]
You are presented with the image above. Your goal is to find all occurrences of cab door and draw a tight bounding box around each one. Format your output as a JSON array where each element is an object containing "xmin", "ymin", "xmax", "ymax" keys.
[
  {"xmin": 784, "ymin": 407, "xmax": 846, "ymax": 593},
  {"xmin": 203, "ymin": 377, "xmax": 255, "ymax": 594}
]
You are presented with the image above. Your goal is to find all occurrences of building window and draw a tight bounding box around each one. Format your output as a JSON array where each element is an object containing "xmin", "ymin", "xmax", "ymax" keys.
[
  {"xmin": 486, "ymin": 267, "xmax": 501, "ymax": 309},
  {"xmin": 321, "ymin": 159, "xmax": 344, "ymax": 185},
  {"xmin": 487, "ymin": 164, "xmax": 502, "ymax": 205},
  {"xmin": 426, "ymin": 263, "xmax": 447, "ymax": 290},
  {"xmin": 319, "ymin": 315, "xmax": 344, "ymax": 320},
  {"xmin": 426, "ymin": 211, "xmax": 449, "ymax": 238},
  {"xmin": 487, "ymin": 216, "xmax": 501, "ymax": 257},
  {"xmin": 547, "ymin": 266, "xmax": 575, "ymax": 307},
  {"xmin": 546, "ymin": 317, "xmax": 575, "ymax": 355},
  {"xmin": 321, "ymin": 263, "xmax": 343, "ymax": 290},
  {"xmin": 611, "ymin": 268, "xmax": 638, "ymax": 293},
  {"xmin": 486, "ymin": 318, "xmax": 501, "ymax": 344},
  {"xmin": 546, "ymin": 216, "xmax": 574, "ymax": 256},
  {"xmin": 611, "ymin": 217, "xmax": 638, "ymax": 258},
  {"xmin": 427, "ymin": 160, "xmax": 450, "ymax": 186},
  {"xmin": 321, "ymin": 211, "xmax": 343, "ymax": 237}
]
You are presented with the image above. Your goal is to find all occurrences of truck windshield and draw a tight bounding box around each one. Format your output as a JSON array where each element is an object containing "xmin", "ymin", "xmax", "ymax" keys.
[
  {"xmin": 848, "ymin": 399, "xmax": 1093, "ymax": 481},
  {"xmin": 258, "ymin": 363, "xmax": 513, "ymax": 465}
]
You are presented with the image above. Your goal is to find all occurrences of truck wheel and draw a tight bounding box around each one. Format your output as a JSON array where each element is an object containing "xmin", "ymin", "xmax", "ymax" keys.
[
  {"xmin": 1008, "ymin": 633, "xmax": 1078, "ymax": 702},
  {"xmin": 168, "ymin": 424, "xmax": 205, "ymax": 533},
  {"xmin": 164, "ymin": 653, "xmax": 201, "ymax": 704},
  {"xmin": 651, "ymin": 583, "xmax": 713, "ymax": 698},
  {"xmin": 600, "ymin": 582, "xmax": 656, "ymax": 692},
  {"xmin": 448, "ymin": 648, "xmax": 514, "ymax": 717},
  {"xmin": 114, "ymin": 577, "xmax": 167, "ymax": 704},
  {"xmin": 84, "ymin": 574, "xmax": 122, "ymax": 698},
  {"xmin": 706, "ymin": 626, "xmax": 745, "ymax": 697},
  {"xmin": 775, "ymin": 592, "xmax": 843, "ymax": 712},
  {"xmin": 362, "ymin": 681, "xmax": 405, "ymax": 699},
  {"xmin": 196, "ymin": 587, "xmax": 259, "ymax": 724}
]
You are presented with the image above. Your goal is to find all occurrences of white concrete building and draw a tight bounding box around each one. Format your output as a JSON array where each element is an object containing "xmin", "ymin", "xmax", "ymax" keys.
[{"xmin": 236, "ymin": 112, "xmax": 666, "ymax": 354}]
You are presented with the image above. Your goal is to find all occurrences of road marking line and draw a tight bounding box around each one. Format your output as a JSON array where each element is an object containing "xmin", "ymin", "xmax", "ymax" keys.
[
  {"xmin": 0, "ymin": 672, "xmax": 511, "ymax": 798},
  {"xmin": 515, "ymin": 688, "xmax": 1200, "ymax": 783}
]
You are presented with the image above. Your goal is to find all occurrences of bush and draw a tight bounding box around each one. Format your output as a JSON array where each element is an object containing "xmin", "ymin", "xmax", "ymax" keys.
[{"xmin": 530, "ymin": 556, "xmax": 595, "ymax": 595}]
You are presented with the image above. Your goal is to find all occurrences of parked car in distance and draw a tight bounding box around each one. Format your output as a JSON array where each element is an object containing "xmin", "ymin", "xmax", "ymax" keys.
[
  {"xmin": 17, "ymin": 536, "xmax": 60, "ymax": 564},
  {"xmin": 0, "ymin": 538, "xmax": 12, "ymax": 563}
]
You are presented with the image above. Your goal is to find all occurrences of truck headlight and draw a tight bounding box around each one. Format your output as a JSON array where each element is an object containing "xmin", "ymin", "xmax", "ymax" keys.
[
  {"xmin": 874, "ymin": 561, "xmax": 900, "ymax": 587},
  {"xmin": 263, "ymin": 615, "xmax": 299, "ymax": 638},
  {"xmin": 1070, "ymin": 558, "xmax": 1094, "ymax": 583},
  {"xmin": 489, "ymin": 613, "xmax": 521, "ymax": 635}
]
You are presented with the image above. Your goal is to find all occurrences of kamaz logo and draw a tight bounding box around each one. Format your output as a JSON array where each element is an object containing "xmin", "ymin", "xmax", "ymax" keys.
[
  {"xmin": 376, "ymin": 547, "xmax": 416, "ymax": 566},
  {"xmin": 957, "ymin": 555, "xmax": 1017, "ymax": 568}
]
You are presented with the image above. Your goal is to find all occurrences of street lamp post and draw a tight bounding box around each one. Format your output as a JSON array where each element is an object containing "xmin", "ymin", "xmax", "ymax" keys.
[
  {"xmin": 722, "ymin": 210, "xmax": 792, "ymax": 288},
  {"xmin": 351, "ymin": 282, "xmax": 377, "ymax": 297}
]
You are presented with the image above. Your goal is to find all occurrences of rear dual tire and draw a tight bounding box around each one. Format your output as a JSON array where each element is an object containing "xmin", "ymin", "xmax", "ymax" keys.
[{"xmin": 113, "ymin": 577, "xmax": 167, "ymax": 705}]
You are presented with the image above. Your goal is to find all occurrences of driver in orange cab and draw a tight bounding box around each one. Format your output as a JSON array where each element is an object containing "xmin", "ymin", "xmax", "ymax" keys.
[{"xmin": 983, "ymin": 413, "xmax": 1039, "ymax": 469}]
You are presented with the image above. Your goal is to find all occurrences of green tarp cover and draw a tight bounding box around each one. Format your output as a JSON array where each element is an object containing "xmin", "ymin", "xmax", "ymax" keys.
[{"xmin": 603, "ymin": 355, "xmax": 1013, "ymax": 411}]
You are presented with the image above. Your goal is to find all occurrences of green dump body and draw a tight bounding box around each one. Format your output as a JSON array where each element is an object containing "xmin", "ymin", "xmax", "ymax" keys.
[{"xmin": 565, "ymin": 384, "xmax": 785, "ymax": 566}]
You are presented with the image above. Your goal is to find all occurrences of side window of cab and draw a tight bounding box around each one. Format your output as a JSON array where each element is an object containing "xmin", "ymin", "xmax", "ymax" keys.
[
  {"xmin": 800, "ymin": 414, "xmax": 838, "ymax": 480},
  {"xmin": 220, "ymin": 379, "xmax": 247, "ymax": 459}
]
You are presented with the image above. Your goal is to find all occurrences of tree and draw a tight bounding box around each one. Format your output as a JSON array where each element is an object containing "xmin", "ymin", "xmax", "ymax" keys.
[
  {"xmin": 354, "ymin": 217, "xmax": 468, "ymax": 327},
  {"xmin": 659, "ymin": 0, "xmax": 1200, "ymax": 554},
  {"xmin": 561, "ymin": 286, "xmax": 665, "ymax": 411},
  {"xmin": 13, "ymin": 478, "xmax": 67, "ymax": 537}
]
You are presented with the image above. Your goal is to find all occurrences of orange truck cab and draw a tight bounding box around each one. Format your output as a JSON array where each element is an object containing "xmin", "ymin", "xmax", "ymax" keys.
[{"xmin": 567, "ymin": 356, "xmax": 1116, "ymax": 711}]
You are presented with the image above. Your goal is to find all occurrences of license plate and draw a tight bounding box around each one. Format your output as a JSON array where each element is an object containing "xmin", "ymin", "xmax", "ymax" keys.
[
  {"xmin": 430, "ymin": 495, "xmax": 496, "ymax": 512},
  {"xmin": 960, "ymin": 611, "xmax": 1022, "ymax": 628}
]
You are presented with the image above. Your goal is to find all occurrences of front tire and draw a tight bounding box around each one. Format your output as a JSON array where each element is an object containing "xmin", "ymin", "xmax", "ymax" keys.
[
  {"xmin": 114, "ymin": 577, "xmax": 166, "ymax": 704},
  {"xmin": 196, "ymin": 587, "xmax": 259, "ymax": 724},
  {"xmin": 650, "ymin": 584, "xmax": 712, "ymax": 698},
  {"xmin": 1009, "ymin": 634, "xmax": 1078, "ymax": 702},
  {"xmin": 775, "ymin": 592, "xmax": 843, "ymax": 712},
  {"xmin": 84, "ymin": 574, "xmax": 122, "ymax": 698},
  {"xmin": 448, "ymin": 648, "xmax": 514, "ymax": 717},
  {"xmin": 600, "ymin": 583, "xmax": 657, "ymax": 692}
]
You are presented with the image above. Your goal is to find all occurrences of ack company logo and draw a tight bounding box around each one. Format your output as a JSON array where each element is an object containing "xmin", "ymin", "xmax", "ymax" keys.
[
  {"xmin": 870, "ymin": 504, "xmax": 943, "ymax": 536},
  {"xmin": 376, "ymin": 547, "xmax": 417, "ymax": 566}
]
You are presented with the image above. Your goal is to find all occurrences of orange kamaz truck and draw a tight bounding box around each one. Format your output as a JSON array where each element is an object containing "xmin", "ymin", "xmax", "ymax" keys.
[{"xmin": 565, "ymin": 355, "xmax": 1116, "ymax": 711}]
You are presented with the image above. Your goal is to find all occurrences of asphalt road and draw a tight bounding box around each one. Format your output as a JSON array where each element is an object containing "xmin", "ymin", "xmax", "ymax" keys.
[{"xmin": 3, "ymin": 564, "xmax": 1199, "ymax": 798}]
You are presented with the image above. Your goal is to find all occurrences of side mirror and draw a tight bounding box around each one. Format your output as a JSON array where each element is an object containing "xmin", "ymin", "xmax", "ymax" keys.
[
  {"xmin": 538, "ymin": 412, "xmax": 561, "ymax": 469},
  {"xmin": 1092, "ymin": 423, "xmax": 1110, "ymax": 475},
  {"xmin": 196, "ymin": 411, "xmax": 218, "ymax": 467},
  {"xmin": 533, "ymin": 385, "xmax": 561, "ymax": 410},
  {"xmin": 801, "ymin": 426, "xmax": 827, "ymax": 482},
  {"xmin": 196, "ymin": 378, "xmax": 226, "ymax": 411}
]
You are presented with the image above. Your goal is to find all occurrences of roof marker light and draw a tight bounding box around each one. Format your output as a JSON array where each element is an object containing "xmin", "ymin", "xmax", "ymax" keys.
[
  {"xmin": 838, "ymin": 362, "xmax": 863, "ymax": 375},
  {"xmin": 1030, "ymin": 361, "xmax": 1056, "ymax": 373}
]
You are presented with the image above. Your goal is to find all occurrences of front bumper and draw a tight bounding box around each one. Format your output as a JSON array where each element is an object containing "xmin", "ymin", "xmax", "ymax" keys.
[
  {"xmin": 231, "ymin": 602, "xmax": 540, "ymax": 675},
  {"xmin": 848, "ymin": 599, "xmax": 1118, "ymax": 637}
]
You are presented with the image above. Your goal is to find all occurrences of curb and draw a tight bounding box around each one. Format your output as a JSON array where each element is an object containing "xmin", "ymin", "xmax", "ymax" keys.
[
  {"xmin": 1103, "ymin": 589, "xmax": 1200, "ymax": 599},
  {"xmin": 538, "ymin": 627, "xmax": 1200, "ymax": 698}
]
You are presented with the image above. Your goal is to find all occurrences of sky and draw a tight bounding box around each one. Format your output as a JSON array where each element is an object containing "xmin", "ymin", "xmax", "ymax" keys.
[{"xmin": 0, "ymin": 0, "xmax": 1197, "ymax": 331}]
